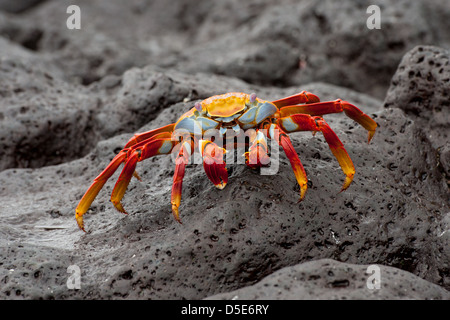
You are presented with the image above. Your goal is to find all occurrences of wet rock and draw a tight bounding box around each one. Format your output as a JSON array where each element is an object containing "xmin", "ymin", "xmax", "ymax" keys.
[{"xmin": 206, "ymin": 259, "xmax": 450, "ymax": 300}]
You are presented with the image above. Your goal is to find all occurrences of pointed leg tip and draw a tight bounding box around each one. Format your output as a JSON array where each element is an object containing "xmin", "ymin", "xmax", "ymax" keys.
[
  {"xmin": 367, "ymin": 130, "xmax": 376, "ymax": 144},
  {"xmin": 340, "ymin": 176, "xmax": 353, "ymax": 193},
  {"xmin": 76, "ymin": 215, "xmax": 86, "ymax": 232},
  {"xmin": 172, "ymin": 204, "xmax": 182, "ymax": 223},
  {"xmin": 133, "ymin": 171, "xmax": 143, "ymax": 182},
  {"xmin": 297, "ymin": 187, "xmax": 307, "ymax": 203},
  {"xmin": 112, "ymin": 201, "xmax": 128, "ymax": 215},
  {"xmin": 116, "ymin": 207, "xmax": 129, "ymax": 215}
]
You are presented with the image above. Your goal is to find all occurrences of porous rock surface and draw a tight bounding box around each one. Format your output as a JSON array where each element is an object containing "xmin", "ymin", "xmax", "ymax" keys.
[
  {"xmin": 384, "ymin": 45, "xmax": 450, "ymax": 176},
  {"xmin": 0, "ymin": 1, "xmax": 448, "ymax": 300},
  {"xmin": 0, "ymin": 0, "xmax": 449, "ymax": 97},
  {"xmin": 206, "ymin": 259, "xmax": 450, "ymax": 300},
  {"xmin": 0, "ymin": 76, "xmax": 448, "ymax": 299}
]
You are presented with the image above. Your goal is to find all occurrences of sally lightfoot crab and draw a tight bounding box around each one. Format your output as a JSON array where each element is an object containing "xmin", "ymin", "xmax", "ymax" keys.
[{"xmin": 75, "ymin": 91, "xmax": 377, "ymax": 231}]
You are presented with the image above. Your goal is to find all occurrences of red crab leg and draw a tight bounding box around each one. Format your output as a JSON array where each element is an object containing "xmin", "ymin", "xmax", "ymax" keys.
[
  {"xmin": 244, "ymin": 130, "xmax": 270, "ymax": 169},
  {"xmin": 279, "ymin": 99, "xmax": 377, "ymax": 143},
  {"xmin": 124, "ymin": 123, "xmax": 175, "ymax": 148},
  {"xmin": 199, "ymin": 140, "xmax": 228, "ymax": 189},
  {"xmin": 278, "ymin": 114, "xmax": 355, "ymax": 191},
  {"xmin": 266, "ymin": 123, "xmax": 308, "ymax": 201},
  {"xmin": 111, "ymin": 137, "xmax": 177, "ymax": 213},
  {"xmin": 271, "ymin": 91, "xmax": 320, "ymax": 108},
  {"xmin": 75, "ymin": 151, "xmax": 127, "ymax": 231},
  {"xmin": 127, "ymin": 131, "xmax": 173, "ymax": 180},
  {"xmin": 171, "ymin": 139, "xmax": 194, "ymax": 223},
  {"xmin": 75, "ymin": 137, "xmax": 176, "ymax": 231}
]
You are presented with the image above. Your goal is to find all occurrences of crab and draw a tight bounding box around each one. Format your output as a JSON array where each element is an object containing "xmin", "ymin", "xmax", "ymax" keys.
[{"xmin": 75, "ymin": 91, "xmax": 377, "ymax": 231}]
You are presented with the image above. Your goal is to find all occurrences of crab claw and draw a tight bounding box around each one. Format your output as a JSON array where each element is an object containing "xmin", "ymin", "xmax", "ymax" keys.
[
  {"xmin": 244, "ymin": 146, "xmax": 270, "ymax": 169},
  {"xmin": 200, "ymin": 140, "xmax": 228, "ymax": 189},
  {"xmin": 244, "ymin": 130, "xmax": 270, "ymax": 169}
]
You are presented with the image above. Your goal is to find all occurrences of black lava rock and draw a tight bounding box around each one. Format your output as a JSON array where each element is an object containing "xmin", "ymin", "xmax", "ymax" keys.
[{"xmin": 0, "ymin": 1, "xmax": 448, "ymax": 300}]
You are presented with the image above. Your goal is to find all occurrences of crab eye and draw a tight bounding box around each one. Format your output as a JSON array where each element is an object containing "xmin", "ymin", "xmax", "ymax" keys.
[
  {"xmin": 249, "ymin": 93, "xmax": 257, "ymax": 103},
  {"xmin": 194, "ymin": 102, "xmax": 202, "ymax": 112}
]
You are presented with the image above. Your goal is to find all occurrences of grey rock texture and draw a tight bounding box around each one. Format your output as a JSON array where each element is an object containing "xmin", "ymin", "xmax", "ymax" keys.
[
  {"xmin": 165, "ymin": 0, "xmax": 450, "ymax": 99},
  {"xmin": 0, "ymin": 0, "xmax": 449, "ymax": 97},
  {"xmin": 0, "ymin": 76, "xmax": 448, "ymax": 299},
  {"xmin": 0, "ymin": 1, "xmax": 448, "ymax": 300},
  {"xmin": 206, "ymin": 259, "xmax": 450, "ymax": 300},
  {"xmin": 0, "ymin": 56, "xmax": 98, "ymax": 171},
  {"xmin": 0, "ymin": 0, "xmax": 45, "ymax": 14},
  {"xmin": 384, "ymin": 45, "xmax": 450, "ymax": 176}
]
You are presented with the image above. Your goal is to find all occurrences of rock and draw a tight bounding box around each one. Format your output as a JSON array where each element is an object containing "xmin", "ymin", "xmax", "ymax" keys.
[
  {"xmin": 0, "ymin": 1, "xmax": 148, "ymax": 85},
  {"xmin": 384, "ymin": 45, "xmax": 450, "ymax": 177},
  {"xmin": 0, "ymin": 55, "xmax": 99, "ymax": 171},
  {"xmin": 0, "ymin": 75, "xmax": 448, "ymax": 298},
  {"xmin": 0, "ymin": 0, "xmax": 448, "ymax": 301},
  {"xmin": 0, "ymin": 0, "xmax": 44, "ymax": 13},
  {"xmin": 1, "ymin": 0, "xmax": 448, "ymax": 97},
  {"xmin": 0, "ymin": 244, "xmax": 74, "ymax": 299},
  {"xmin": 160, "ymin": 0, "xmax": 450, "ymax": 99},
  {"xmin": 206, "ymin": 259, "xmax": 450, "ymax": 300}
]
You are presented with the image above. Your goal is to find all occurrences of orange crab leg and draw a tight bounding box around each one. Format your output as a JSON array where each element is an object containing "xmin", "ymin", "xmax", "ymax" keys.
[
  {"xmin": 199, "ymin": 140, "xmax": 228, "ymax": 189},
  {"xmin": 75, "ymin": 137, "xmax": 176, "ymax": 231},
  {"xmin": 266, "ymin": 124, "xmax": 308, "ymax": 201},
  {"xmin": 278, "ymin": 114, "xmax": 355, "ymax": 191},
  {"xmin": 124, "ymin": 123, "xmax": 175, "ymax": 148},
  {"xmin": 279, "ymin": 100, "xmax": 377, "ymax": 143},
  {"xmin": 75, "ymin": 151, "xmax": 127, "ymax": 231},
  {"xmin": 127, "ymin": 131, "xmax": 174, "ymax": 180},
  {"xmin": 109, "ymin": 151, "xmax": 139, "ymax": 214},
  {"xmin": 111, "ymin": 137, "xmax": 177, "ymax": 214},
  {"xmin": 171, "ymin": 139, "xmax": 194, "ymax": 223},
  {"xmin": 271, "ymin": 90, "xmax": 320, "ymax": 108}
]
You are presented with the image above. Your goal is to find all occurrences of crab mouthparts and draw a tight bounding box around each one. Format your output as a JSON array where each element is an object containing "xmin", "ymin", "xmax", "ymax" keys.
[{"xmin": 218, "ymin": 123, "xmax": 241, "ymax": 135}]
